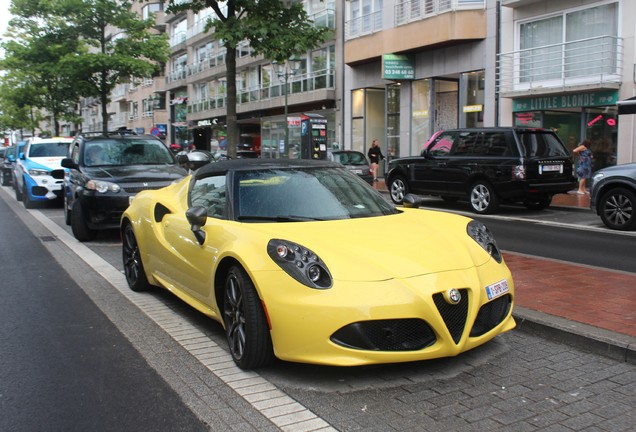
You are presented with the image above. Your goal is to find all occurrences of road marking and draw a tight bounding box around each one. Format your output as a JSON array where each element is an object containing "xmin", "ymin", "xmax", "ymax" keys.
[{"xmin": 20, "ymin": 201, "xmax": 337, "ymax": 432}]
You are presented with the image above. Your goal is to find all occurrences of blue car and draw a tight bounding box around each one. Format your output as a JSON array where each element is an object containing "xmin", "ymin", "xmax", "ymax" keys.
[{"xmin": 13, "ymin": 137, "xmax": 73, "ymax": 208}]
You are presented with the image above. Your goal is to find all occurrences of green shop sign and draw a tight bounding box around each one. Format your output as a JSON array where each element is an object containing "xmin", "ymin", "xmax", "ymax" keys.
[
  {"xmin": 382, "ymin": 54, "xmax": 415, "ymax": 80},
  {"xmin": 512, "ymin": 90, "xmax": 618, "ymax": 112}
]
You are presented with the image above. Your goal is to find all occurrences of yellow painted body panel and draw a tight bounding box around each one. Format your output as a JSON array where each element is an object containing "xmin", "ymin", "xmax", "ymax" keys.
[{"xmin": 123, "ymin": 175, "xmax": 516, "ymax": 366}]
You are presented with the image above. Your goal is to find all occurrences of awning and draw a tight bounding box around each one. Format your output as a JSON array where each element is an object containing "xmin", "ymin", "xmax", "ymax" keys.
[{"xmin": 617, "ymin": 96, "xmax": 636, "ymax": 115}]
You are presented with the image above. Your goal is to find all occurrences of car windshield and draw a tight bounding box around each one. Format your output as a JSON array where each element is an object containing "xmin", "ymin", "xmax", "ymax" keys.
[
  {"xmin": 333, "ymin": 152, "xmax": 367, "ymax": 165},
  {"xmin": 28, "ymin": 141, "xmax": 69, "ymax": 157},
  {"xmin": 517, "ymin": 131, "xmax": 570, "ymax": 158},
  {"xmin": 84, "ymin": 139, "xmax": 174, "ymax": 167},
  {"xmin": 236, "ymin": 167, "xmax": 397, "ymax": 221}
]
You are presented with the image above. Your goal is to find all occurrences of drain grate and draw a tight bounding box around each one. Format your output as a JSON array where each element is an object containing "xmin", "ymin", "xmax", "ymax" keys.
[{"xmin": 40, "ymin": 236, "xmax": 57, "ymax": 242}]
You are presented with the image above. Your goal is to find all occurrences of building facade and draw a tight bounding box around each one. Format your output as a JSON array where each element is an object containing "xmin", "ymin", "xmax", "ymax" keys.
[
  {"xmin": 498, "ymin": 0, "xmax": 636, "ymax": 168},
  {"xmin": 343, "ymin": 0, "xmax": 497, "ymax": 177}
]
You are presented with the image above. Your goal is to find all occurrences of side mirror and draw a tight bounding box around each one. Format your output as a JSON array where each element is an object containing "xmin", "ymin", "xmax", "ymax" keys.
[
  {"xmin": 61, "ymin": 158, "xmax": 77, "ymax": 169},
  {"xmin": 186, "ymin": 206, "xmax": 208, "ymax": 245},
  {"xmin": 402, "ymin": 194, "xmax": 423, "ymax": 209}
]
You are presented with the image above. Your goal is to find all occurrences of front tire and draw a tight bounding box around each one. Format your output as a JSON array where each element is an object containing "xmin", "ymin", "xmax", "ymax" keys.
[
  {"xmin": 388, "ymin": 176, "xmax": 409, "ymax": 204},
  {"xmin": 122, "ymin": 224, "xmax": 152, "ymax": 291},
  {"xmin": 599, "ymin": 187, "xmax": 636, "ymax": 231},
  {"xmin": 23, "ymin": 184, "xmax": 34, "ymax": 209},
  {"xmin": 469, "ymin": 181, "xmax": 499, "ymax": 214},
  {"xmin": 71, "ymin": 199, "xmax": 97, "ymax": 242},
  {"xmin": 14, "ymin": 177, "xmax": 22, "ymax": 201},
  {"xmin": 63, "ymin": 195, "xmax": 71, "ymax": 226},
  {"xmin": 223, "ymin": 265, "xmax": 274, "ymax": 369}
]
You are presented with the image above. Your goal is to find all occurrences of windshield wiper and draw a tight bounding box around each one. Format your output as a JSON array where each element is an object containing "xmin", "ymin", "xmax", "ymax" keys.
[{"xmin": 237, "ymin": 215, "xmax": 326, "ymax": 222}]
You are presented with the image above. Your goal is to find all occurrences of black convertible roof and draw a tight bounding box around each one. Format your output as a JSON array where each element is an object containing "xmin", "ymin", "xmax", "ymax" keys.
[{"xmin": 194, "ymin": 158, "xmax": 342, "ymax": 178}]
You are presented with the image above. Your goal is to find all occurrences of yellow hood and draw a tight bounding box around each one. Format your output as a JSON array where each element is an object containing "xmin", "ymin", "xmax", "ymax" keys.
[{"xmin": 245, "ymin": 209, "xmax": 490, "ymax": 282}]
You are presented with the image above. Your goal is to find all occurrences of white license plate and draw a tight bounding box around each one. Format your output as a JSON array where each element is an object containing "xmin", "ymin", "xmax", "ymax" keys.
[
  {"xmin": 485, "ymin": 279, "xmax": 510, "ymax": 300},
  {"xmin": 351, "ymin": 169, "xmax": 362, "ymax": 174},
  {"xmin": 540, "ymin": 164, "xmax": 562, "ymax": 173}
]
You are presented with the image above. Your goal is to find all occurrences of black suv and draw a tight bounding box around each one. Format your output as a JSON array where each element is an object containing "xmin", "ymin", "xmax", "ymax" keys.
[
  {"xmin": 386, "ymin": 127, "xmax": 577, "ymax": 214},
  {"xmin": 62, "ymin": 132, "xmax": 188, "ymax": 241}
]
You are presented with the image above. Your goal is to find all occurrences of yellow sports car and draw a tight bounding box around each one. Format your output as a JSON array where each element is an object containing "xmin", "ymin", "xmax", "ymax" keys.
[{"xmin": 121, "ymin": 159, "xmax": 515, "ymax": 369}]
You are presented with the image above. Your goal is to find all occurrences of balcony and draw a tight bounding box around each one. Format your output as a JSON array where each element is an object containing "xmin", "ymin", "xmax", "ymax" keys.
[
  {"xmin": 498, "ymin": 35, "xmax": 623, "ymax": 97},
  {"xmin": 395, "ymin": 0, "xmax": 485, "ymax": 26}
]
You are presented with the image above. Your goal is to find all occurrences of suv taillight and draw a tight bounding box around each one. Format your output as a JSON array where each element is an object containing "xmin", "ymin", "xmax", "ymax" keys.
[{"xmin": 512, "ymin": 165, "xmax": 525, "ymax": 180}]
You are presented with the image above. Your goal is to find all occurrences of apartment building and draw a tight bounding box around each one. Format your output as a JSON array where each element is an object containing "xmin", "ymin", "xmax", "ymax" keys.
[
  {"xmin": 163, "ymin": 1, "xmax": 338, "ymax": 156},
  {"xmin": 343, "ymin": 0, "xmax": 497, "ymax": 175},
  {"xmin": 498, "ymin": 0, "xmax": 636, "ymax": 168}
]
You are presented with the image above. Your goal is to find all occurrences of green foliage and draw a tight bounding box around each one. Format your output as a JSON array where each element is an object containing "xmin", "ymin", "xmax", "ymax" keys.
[
  {"xmin": 167, "ymin": 0, "xmax": 329, "ymax": 157},
  {"xmin": 0, "ymin": 0, "xmax": 169, "ymax": 134}
]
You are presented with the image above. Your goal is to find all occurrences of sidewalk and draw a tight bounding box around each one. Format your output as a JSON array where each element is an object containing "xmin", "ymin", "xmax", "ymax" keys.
[{"xmin": 373, "ymin": 179, "xmax": 636, "ymax": 362}]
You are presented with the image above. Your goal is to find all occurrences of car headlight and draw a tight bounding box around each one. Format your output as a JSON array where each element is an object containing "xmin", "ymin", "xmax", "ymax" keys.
[
  {"xmin": 467, "ymin": 220, "xmax": 502, "ymax": 263},
  {"xmin": 28, "ymin": 168, "xmax": 50, "ymax": 176},
  {"xmin": 267, "ymin": 239, "xmax": 332, "ymax": 289},
  {"xmin": 86, "ymin": 179, "xmax": 121, "ymax": 193}
]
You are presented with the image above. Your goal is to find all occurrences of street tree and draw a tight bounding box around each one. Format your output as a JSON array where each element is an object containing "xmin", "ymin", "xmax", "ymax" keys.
[
  {"xmin": 168, "ymin": 0, "xmax": 329, "ymax": 158},
  {"xmin": 57, "ymin": 0, "xmax": 169, "ymax": 134},
  {"xmin": 1, "ymin": 0, "xmax": 83, "ymax": 135}
]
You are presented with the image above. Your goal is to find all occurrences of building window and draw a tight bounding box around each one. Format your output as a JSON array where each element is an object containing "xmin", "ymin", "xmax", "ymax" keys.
[
  {"xmin": 387, "ymin": 83, "xmax": 400, "ymax": 159},
  {"xmin": 518, "ymin": 2, "xmax": 618, "ymax": 83}
]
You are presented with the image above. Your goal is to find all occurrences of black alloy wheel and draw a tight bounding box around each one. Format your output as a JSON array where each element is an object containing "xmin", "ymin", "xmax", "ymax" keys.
[
  {"xmin": 599, "ymin": 187, "xmax": 636, "ymax": 231},
  {"xmin": 122, "ymin": 224, "xmax": 152, "ymax": 291},
  {"xmin": 223, "ymin": 265, "xmax": 274, "ymax": 369}
]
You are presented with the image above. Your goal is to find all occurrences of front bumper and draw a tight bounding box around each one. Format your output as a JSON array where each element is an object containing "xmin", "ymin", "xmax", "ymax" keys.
[
  {"xmin": 25, "ymin": 174, "xmax": 64, "ymax": 201},
  {"xmin": 255, "ymin": 257, "xmax": 516, "ymax": 366},
  {"xmin": 78, "ymin": 193, "xmax": 131, "ymax": 229}
]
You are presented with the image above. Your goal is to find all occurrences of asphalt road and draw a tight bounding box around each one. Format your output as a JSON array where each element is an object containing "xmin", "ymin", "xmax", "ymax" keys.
[
  {"xmin": 1, "ymin": 185, "xmax": 635, "ymax": 432},
  {"xmin": 0, "ymin": 195, "xmax": 209, "ymax": 432}
]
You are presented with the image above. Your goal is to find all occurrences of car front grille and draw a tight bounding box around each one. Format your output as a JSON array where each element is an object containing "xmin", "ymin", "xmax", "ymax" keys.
[
  {"xmin": 470, "ymin": 294, "xmax": 512, "ymax": 337},
  {"xmin": 432, "ymin": 289, "xmax": 469, "ymax": 344},
  {"xmin": 122, "ymin": 182, "xmax": 172, "ymax": 194},
  {"xmin": 330, "ymin": 319, "xmax": 436, "ymax": 351}
]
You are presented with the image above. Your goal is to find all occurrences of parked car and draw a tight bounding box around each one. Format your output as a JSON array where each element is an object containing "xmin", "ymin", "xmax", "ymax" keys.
[
  {"xmin": 62, "ymin": 132, "xmax": 188, "ymax": 242},
  {"xmin": 1, "ymin": 146, "xmax": 11, "ymax": 186},
  {"xmin": 328, "ymin": 150, "xmax": 374, "ymax": 184},
  {"xmin": 386, "ymin": 127, "xmax": 577, "ymax": 214},
  {"xmin": 590, "ymin": 162, "xmax": 636, "ymax": 230},
  {"xmin": 13, "ymin": 137, "xmax": 74, "ymax": 208},
  {"xmin": 121, "ymin": 159, "xmax": 515, "ymax": 369},
  {"xmin": 7, "ymin": 142, "xmax": 26, "ymax": 188}
]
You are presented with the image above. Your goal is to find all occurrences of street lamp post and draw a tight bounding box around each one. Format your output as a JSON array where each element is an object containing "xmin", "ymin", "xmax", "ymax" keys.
[
  {"xmin": 148, "ymin": 93, "xmax": 161, "ymax": 133},
  {"xmin": 273, "ymin": 59, "xmax": 301, "ymax": 155}
]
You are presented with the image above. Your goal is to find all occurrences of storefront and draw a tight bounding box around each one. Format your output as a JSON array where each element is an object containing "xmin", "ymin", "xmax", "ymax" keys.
[{"xmin": 512, "ymin": 90, "xmax": 619, "ymax": 171}]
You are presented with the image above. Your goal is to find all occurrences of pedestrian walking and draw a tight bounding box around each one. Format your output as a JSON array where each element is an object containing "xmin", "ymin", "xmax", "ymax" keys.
[
  {"xmin": 367, "ymin": 138, "xmax": 384, "ymax": 182},
  {"xmin": 573, "ymin": 139, "xmax": 593, "ymax": 194}
]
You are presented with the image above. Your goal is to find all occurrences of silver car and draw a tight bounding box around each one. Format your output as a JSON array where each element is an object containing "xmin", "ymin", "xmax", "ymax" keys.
[
  {"xmin": 590, "ymin": 162, "xmax": 636, "ymax": 230},
  {"xmin": 328, "ymin": 150, "xmax": 374, "ymax": 185}
]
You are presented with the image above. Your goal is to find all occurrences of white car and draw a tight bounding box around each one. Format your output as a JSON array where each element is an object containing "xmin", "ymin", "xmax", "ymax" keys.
[{"xmin": 13, "ymin": 137, "xmax": 74, "ymax": 208}]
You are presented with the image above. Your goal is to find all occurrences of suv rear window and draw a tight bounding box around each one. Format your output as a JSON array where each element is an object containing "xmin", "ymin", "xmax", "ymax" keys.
[{"xmin": 517, "ymin": 131, "xmax": 569, "ymax": 158}]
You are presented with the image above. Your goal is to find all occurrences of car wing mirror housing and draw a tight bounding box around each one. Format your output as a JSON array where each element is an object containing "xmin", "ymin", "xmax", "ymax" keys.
[
  {"xmin": 186, "ymin": 206, "xmax": 208, "ymax": 245},
  {"xmin": 61, "ymin": 158, "xmax": 77, "ymax": 169},
  {"xmin": 402, "ymin": 193, "xmax": 423, "ymax": 209}
]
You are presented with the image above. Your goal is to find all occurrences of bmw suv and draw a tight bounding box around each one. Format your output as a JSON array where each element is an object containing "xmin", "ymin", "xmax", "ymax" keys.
[
  {"xmin": 386, "ymin": 128, "xmax": 577, "ymax": 214},
  {"xmin": 61, "ymin": 132, "xmax": 188, "ymax": 241},
  {"xmin": 13, "ymin": 137, "xmax": 74, "ymax": 208}
]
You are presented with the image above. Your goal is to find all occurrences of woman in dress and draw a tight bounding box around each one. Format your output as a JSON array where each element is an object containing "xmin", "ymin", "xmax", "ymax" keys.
[{"xmin": 573, "ymin": 140, "xmax": 593, "ymax": 194}]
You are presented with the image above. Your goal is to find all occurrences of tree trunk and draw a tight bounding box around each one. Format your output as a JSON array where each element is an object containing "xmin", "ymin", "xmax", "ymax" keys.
[{"xmin": 226, "ymin": 46, "xmax": 237, "ymax": 159}]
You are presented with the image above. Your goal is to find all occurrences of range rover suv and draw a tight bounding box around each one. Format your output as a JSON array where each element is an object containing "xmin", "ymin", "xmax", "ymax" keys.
[{"xmin": 386, "ymin": 128, "xmax": 577, "ymax": 214}]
